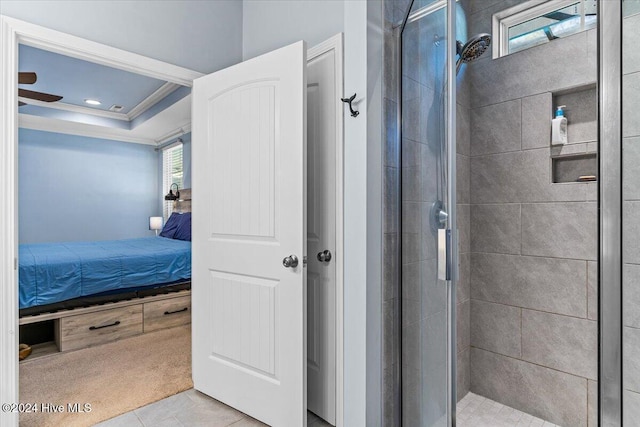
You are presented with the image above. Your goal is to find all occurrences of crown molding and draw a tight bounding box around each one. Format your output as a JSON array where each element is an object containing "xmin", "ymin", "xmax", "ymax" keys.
[
  {"xmin": 127, "ymin": 82, "xmax": 181, "ymax": 120},
  {"xmin": 19, "ymin": 92, "xmax": 192, "ymax": 147},
  {"xmin": 19, "ymin": 113, "xmax": 156, "ymax": 145},
  {"xmin": 18, "ymin": 97, "xmax": 130, "ymax": 121},
  {"xmin": 19, "ymin": 81, "xmax": 185, "ymax": 125}
]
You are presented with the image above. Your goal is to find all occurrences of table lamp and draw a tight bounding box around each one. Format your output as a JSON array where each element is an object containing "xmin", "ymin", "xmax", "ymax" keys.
[{"xmin": 149, "ymin": 216, "xmax": 163, "ymax": 236}]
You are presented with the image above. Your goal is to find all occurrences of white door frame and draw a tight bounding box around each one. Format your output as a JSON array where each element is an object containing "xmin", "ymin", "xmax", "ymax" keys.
[
  {"xmin": 0, "ymin": 16, "xmax": 345, "ymax": 427},
  {"xmin": 0, "ymin": 15, "xmax": 202, "ymax": 427},
  {"xmin": 307, "ymin": 34, "xmax": 344, "ymax": 427}
]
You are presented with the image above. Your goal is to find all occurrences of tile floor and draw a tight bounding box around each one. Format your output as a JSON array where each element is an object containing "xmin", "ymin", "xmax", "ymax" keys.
[
  {"xmin": 97, "ymin": 388, "xmax": 554, "ymax": 427},
  {"xmin": 457, "ymin": 392, "xmax": 558, "ymax": 427},
  {"xmin": 95, "ymin": 388, "xmax": 332, "ymax": 427}
]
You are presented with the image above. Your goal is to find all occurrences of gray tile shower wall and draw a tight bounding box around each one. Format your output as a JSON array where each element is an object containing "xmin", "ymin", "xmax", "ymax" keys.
[
  {"xmin": 471, "ymin": 253, "xmax": 588, "ymax": 317},
  {"xmin": 457, "ymin": 137, "xmax": 472, "ymax": 400},
  {"xmin": 456, "ymin": 0, "xmax": 472, "ymax": 398},
  {"xmin": 467, "ymin": 30, "xmax": 596, "ymax": 109},
  {"xmin": 465, "ymin": 1, "xmax": 598, "ymax": 426},
  {"xmin": 624, "ymin": 10, "xmax": 640, "ymax": 422},
  {"xmin": 470, "ymin": 347, "xmax": 588, "ymax": 426}
]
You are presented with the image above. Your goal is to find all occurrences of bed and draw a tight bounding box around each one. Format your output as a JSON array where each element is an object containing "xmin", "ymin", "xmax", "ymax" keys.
[
  {"xmin": 19, "ymin": 189, "xmax": 192, "ymax": 318},
  {"xmin": 19, "ymin": 237, "xmax": 191, "ymax": 315},
  {"xmin": 18, "ymin": 190, "xmax": 193, "ymax": 357}
]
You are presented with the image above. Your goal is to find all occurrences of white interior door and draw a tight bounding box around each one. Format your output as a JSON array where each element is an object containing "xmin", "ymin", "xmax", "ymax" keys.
[
  {"xmin": 306, "ymin": 41, "xmax": 338, "ymax": 425},
  {"xmin": 192, "ymin": 41, "xmax": 307, "ymax": 427}
]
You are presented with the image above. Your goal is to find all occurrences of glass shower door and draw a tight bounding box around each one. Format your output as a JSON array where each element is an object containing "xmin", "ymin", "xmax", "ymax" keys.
[{"xmin": 400, "ymin": 0, "xmax": 456, "ymax": 425}]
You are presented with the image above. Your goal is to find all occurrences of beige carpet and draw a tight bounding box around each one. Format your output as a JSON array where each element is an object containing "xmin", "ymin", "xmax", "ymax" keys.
[{"xmin": 19, "ymin": 325, "xmax": 193, "ymax": 427}]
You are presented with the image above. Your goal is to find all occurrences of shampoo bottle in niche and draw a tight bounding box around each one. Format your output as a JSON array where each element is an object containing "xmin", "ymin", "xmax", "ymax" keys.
[{"xmin": 551, "ymin": 105, "xmax": 568, "ymax": 145}]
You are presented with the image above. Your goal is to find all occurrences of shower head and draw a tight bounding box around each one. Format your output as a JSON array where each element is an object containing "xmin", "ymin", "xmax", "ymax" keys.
[{"xmin": 456, "ymin": 33, "xmax": 491, "ymax": 75}]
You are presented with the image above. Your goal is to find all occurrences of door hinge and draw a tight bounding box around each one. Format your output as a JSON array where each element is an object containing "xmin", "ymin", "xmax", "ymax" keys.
[{"xmin": 14, "ymin": 258, "xmax": 17, "ymax": 270}]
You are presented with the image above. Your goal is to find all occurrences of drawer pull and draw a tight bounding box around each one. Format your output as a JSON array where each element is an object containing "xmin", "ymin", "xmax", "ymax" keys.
[
  {"xmin": 89, "ymin": 320, "xmax": 121, "ymax": 331},
  {"xmin": 164, "ymin": 307, "xmax": 188, "ymax": 316}
]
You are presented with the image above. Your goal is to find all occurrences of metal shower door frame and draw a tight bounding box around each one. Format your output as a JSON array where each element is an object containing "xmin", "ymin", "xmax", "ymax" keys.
[
  {"xmin": 446, "ymin": 1, "xmax": 458, "ymax": 424},
  {"xmin": 598, "ymin": 0, "xmax": 623, "ymax": 425}
]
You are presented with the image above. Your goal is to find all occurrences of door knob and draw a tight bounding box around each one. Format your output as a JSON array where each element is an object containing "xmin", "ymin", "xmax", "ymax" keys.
[
  {"xmin": 317, "ymin": 250, "xmax": 332, "ymax": 263},
  {"xmin": 282, "ymin": 255, "xmax": 299, "ymax": 268}
]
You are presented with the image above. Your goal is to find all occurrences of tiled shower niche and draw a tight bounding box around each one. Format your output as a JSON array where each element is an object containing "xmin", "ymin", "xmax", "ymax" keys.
[{"xmin": 551, "ymin": 84, "xmax": 598, "ymax": 184}]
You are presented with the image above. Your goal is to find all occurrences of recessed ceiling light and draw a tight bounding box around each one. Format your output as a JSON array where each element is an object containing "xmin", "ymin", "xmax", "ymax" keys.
[{"xmin": 84, "ymin": 99, "xmax": 101, "ymax": 106}]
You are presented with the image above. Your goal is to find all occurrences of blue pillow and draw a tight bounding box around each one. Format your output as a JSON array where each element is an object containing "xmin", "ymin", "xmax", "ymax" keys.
[
  {"xmin": 159, "ymin": 213, "xmax": 182, "ymax": 238},
  {"xmin": 173, "ymin": 212, "xmax": 191, "ymax": 241}
]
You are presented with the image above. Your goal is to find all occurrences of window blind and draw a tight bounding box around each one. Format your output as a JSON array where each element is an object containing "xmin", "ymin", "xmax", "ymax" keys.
[{"xmin": 162, "ymin": 143, "xmax": 184, "ymax": 220}]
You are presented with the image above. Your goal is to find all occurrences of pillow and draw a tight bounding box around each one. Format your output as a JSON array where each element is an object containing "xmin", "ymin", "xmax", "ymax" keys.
[
  {"xmin": 159, "ymin": 213, "xmax": 182, "ymax": 238},
  {"xmin": 173, "ymin": 212, "xmax": 191, "ymax": 241}
]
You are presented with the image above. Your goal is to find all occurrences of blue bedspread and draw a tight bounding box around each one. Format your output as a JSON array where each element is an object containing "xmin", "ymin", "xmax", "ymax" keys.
[{"xmin": 19, "ymin": 237, "xmax": 191, "ymax": 309}]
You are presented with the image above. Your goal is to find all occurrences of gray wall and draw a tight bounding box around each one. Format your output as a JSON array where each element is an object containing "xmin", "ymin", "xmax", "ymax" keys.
[
  {"xmin": 623, "ymin": 6, "xmax": 640, "ymax": 425},
  {"xmin": 465, "ymin": 1, "xmax": 598, "ymax": 426},
  {"xmin": 242, "ymin": 0, "xmax": 344, "ymax": 60},
  {"xmin": 0, "ymin": 1, "xmax": 243, "ymax": 74}
]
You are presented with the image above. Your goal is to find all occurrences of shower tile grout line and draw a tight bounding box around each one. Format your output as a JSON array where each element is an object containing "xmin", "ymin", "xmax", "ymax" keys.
[
  {"xmin": 469, "ymin": 201, "xmax": 595, "ymax": 207},
  {"xmin": 469, "ymin": 249, "xmax": 596, "ymax": 263},
  {"xmin": 467, "ymin": 297, "xmax": 592, "ymax": 322},
  {"xmin": 469, "ymin": 345, "xmax": 597, "ymax": 382}
]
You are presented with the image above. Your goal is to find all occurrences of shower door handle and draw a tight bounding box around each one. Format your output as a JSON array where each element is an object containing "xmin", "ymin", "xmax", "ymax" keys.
[{"xmin": 438, "ymin": 229, "xmax": 452, "ymax": 281}]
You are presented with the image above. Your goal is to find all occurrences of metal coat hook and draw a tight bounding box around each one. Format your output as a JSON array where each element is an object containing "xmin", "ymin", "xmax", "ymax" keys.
[{"xmin": 341, "ymin": 93, "xmax": 359, "ymax": 117}]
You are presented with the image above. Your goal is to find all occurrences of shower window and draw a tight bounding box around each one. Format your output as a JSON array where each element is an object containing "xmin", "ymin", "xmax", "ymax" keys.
[{"xmin": 493, "ymin": 0, "xmax": 597, "ymax": 57}]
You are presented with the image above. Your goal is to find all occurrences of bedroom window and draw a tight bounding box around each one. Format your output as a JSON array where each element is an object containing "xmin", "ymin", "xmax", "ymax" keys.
[{"xmin": 162, "ymin": 142, "xmax": 184, "ymax": 219}]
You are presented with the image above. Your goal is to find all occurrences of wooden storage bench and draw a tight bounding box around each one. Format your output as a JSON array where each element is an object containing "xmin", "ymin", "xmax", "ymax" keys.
[{"xmin": 20, "ymin": 290, "xmax": 191, "ymax": 359}]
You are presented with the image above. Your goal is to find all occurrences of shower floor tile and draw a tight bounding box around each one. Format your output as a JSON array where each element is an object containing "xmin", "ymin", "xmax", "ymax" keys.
[{"xmin": 457, "ymin": 392, "xmax": 558, "ymax": 427}]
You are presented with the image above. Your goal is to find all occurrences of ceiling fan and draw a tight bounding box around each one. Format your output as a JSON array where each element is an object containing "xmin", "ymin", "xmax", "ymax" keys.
[{"xmin": 18, "ymin": 72, "xmax": 63, "ymax": 106}]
